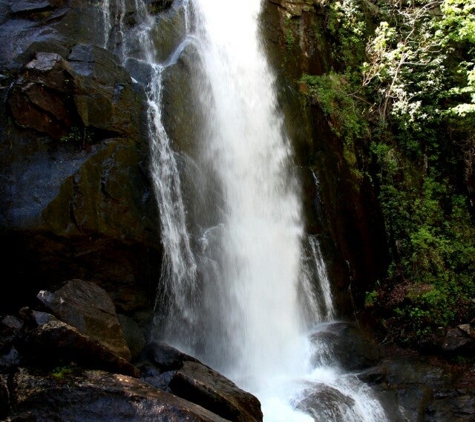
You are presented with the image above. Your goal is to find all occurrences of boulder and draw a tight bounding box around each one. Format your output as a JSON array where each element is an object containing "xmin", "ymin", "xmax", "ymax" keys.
[
  {"xmin": 355, "ymin": 349, "xmax": 475, "ymax": 422},
  {"xmin": 117, "ymin": 314, "xmax": 146, "ymax": 360},
  {"xmin": 8, "ymin": 368, "xmax": 230, "ymax": 422},
  {"xmin": 36, "ymin": 279, "xmax": 131, "ymax": 361},
  {"xmin": 7, "ymin": 52, "xmax": 75, "ymax": 140},
  {"xmin": 309, "ymin": 321, "xmax": 383, "ymax": 371},
  {"xmin": 24, "ymin": 316, "xmax": 138, "ymax": 377},
  {"xmin": 7, "ymin": 48, "xmax": 141, "ymax": 140},
  {"xmin": 169, "ymin": 361, "xmax": 263, "ymax": 422},
  {"xmin": 294, "ymin": 383, "xmax": 356, "ymax": 422},
  {"xmin": 143, "ymin": 340, "xmax": 199, "ymax": 370},
  {"xmin": 137, "ymin": 342, "xmax": 263, "ymax": 422},
  {"xmin": 420, "ymin": 325, "xmax": 475, "ymax": 357},
  {"xmin": 441, "ymin": 328, "xmax": 475, "ymax": 356}
]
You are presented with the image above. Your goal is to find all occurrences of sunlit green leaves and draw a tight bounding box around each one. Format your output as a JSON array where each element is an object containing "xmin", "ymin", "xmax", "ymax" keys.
[
  {"xmin": 302, "ymin": 1, "xmax": 475, "ymax": 340},
  {"xmin": 440, "ymin": 0, "xmax": 475, "ymax": 43}
]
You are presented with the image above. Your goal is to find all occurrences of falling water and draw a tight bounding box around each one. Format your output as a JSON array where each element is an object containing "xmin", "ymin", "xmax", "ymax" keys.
[
  {"xmin": 309, "ymin": 236, "xmax": 335, "ymax": 319},
  {"xmin": 102, "ymin": 0, "xmax": 111, "ymax": 48},
  {"xmin": 102, "ymin": 0, "xmax": 200, "ymax": 339},
  {"xmin": 173, "ymin": 1, "xmax": 388, "ymax": 420},
  {"xmin": 102, "ymin": 0, "xmax": 390, "ymax": 420},
  {"xmin": 191, "ymin": 0, "xmax": 308, "ymax": 384}
]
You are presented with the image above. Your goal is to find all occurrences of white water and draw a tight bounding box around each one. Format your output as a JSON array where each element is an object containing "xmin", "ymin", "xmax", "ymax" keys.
[
  {"xmin": 192, "ymin": 0, "xmax": 307, "ymax": 385},
  {"xmin": 177, "ymin": 1, "xmax": 388, "ymax": 419},
  {"xmin": 101, "ymin": 0, "xmax": 389, "ymax": 420}
]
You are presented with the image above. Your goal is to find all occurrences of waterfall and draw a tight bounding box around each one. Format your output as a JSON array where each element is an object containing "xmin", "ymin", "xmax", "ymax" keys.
[
  {"xmin": 103, "ymin": 0, "xmax": 390, "ymax": 420},
  {"xmin": 191, "ymin": 0, "xmax": 308, "ymax": 384}
]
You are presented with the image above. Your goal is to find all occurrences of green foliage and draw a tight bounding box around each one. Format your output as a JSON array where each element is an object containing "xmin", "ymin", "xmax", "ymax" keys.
[
  {"xmin": 300, "ymin": 72, "xmax": 367, "ymax": 179},
  {"xmin": 326, "ymin": 0, "xmax": 367, "ymax": 67},
  {"xmin": 60, "ymin": 126, "xmax": 81, "ymax": 143},
  {"xmin": 363, "ymin": 1, "xmax": 447, "ymax": 129},
  {"xmin": 440, "ymin": 0, "xmax": 475, "ymax": 44},
  {"xmin": 365, "ymin": 290, "xmax": 378, "ymax": 308},
  {"xmin": 60, "ymin": 126, "xmax": 93, "ymax": 145},
  {"xmin": 300, "ymin": 72, "xmax": 367, "ymax": 144},
  {"xmin": 303, "ymin": 0, "xmax": 475, "ymax": 344},
  {"xmin": 361, "ymin": 0, "xmax": 475, "ymax": 340},
  {"xmin": 285, "ymin": 16, "xmax": 296, "ymax": 51},
  {"xmin": 51, "ymin": 365, "xmax": 77, "ymax": 380},
  {"xmin": 439, "ymin": 0, "xmax": 475, "ymax": 122}
]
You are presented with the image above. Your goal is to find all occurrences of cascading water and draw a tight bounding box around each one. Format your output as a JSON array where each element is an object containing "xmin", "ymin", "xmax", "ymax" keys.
[
  {"xmin": 191, "ymin": 0, "xmax": 308, "ymax": 384},
  {"xmin": 102, "ymin": 0, "xmax": 200, "ymax": 341},
  {"xmin": 103, "ymin": 0, "xmax": 390, "ymax": 420}
]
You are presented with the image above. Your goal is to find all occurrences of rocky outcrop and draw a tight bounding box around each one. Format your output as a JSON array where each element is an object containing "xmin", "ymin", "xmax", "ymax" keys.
[
  {"xmin": 1, "ymin": 0, "xmax": 473, "ymax": 421},
  {"xmin": 9, "ymin": 368, "xmax": 230, "ymax": 422},
  {"xmin": 169, "ymin": 361, "xmax": 263, "ymax": 422},
  {"xmin": 23, "ymin": 315, "xmax": 139, "ymax": 377},
  {"xmin": 6, "ymin": 47, "xmax": 139, "ymax": 141},
  {"xmin": 260, "ymin": 0, "xmax": 388, "ymax": 312},
  {"xmin": 0, "ymin": 0, "xmax": 160, "ymax": 315},
  {"xmin": 138, "ymin": 342, "xmax": 263, "ymax": 422},
  {"xmin": 36, "ymin": 279, "xmax": 132, "ymax": 360},
  {"xmin": 0, "ymin": 279, "xmax": 263, "ymax": 421},
  {"xmin": 0, "ymin": 1, "xmax": 264, "ymax": 418},
  {"xmin": 358, "ymin": 348, "xmax": 475, "ymax": 422},
  {"xmin": 310, "ymin": 321, "xmax": 383, "ymax": 371}
]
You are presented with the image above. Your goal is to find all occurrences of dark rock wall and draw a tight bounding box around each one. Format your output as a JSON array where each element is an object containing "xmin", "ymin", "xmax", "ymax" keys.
[
  {"xmin": 260, "ymin": 0, "xmax": 388, "ymax": 315},
  {"xmin": 0, "ymin": 0, "xmax": 161, "ymax": 316}
]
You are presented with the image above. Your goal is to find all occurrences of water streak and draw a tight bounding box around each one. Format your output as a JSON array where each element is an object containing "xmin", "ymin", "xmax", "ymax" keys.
[
  {"xmin": 309, "ymin": 235, "xmax": 335, "ymax": 320},
  {"xmin": 104, "ymin": 0, "xmax": 199, "ymax": 340},
  {"xmin": 181, "ymin": 1, "xmax": 389, "ymax": 419}
]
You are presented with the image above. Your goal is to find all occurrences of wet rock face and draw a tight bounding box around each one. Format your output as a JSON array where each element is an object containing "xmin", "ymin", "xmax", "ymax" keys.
[
  {"xmin": 169, "ymin": 361, "xmax": 263, "ymax": 422},
  {"xmin": 0, "ymin": 280, "xmax": 262, "ymax": 422},
  {"xmin": 25, "ymin": 316, "xmax": 139, "ymax": 377},
  {"xmin": 310, "ymin": 321, "xmax": 383, "ymax": 372},
  {"xmin": 8, "ymin": 48, "xmax": 141, "ymax": 141},
  {"xmin": 0, "ymin": 0, "xmax": 160, "ymax": 313},
  {"xmin": 10, "ymin": 368, "xmax": 230, "ymax": 422},
  {"xmin": 36, "ymin": 279, "xmax": 132, "ymax": 360},
  {"xmin": 295, "ymin": 383, "xmax": 357, "ymax": 422},
  {"xmin": 8, "ymin": 53, "xmax": 74, "ymax": 140},
  {"xmin": 260, "ymin": 0, "xmax": 389, "ymax": 312},
  {"xmin": 358, "ymin": 350, "xmax": 475, "ymax": 422},
  {"xmin": 138, "ymin": 342, "xmax": 263, "ymax": 422}
]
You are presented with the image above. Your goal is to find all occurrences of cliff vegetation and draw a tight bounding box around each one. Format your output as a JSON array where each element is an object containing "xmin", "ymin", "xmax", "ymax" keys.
[{"xmin": 298, "ymin": 0, "xmax": 475, "ymax": 350}]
